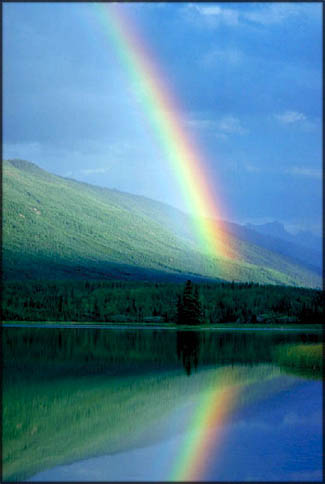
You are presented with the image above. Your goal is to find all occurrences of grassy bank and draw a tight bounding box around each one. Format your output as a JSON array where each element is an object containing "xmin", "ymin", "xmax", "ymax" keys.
[{"xmin": 273, "ymin": 343, "xmax": 323, "ymax": 371}]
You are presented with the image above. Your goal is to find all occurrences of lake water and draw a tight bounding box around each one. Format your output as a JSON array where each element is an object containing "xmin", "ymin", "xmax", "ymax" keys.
[{"xmin": 2, "ymin": 326, "xmax": 323, "ymax": 482}]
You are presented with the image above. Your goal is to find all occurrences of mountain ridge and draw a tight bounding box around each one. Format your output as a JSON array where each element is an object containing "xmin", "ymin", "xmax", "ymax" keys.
[
  {"xmin": 224, "ymin": 221, "xmax": 321, "ymax": 276},
  {"xmin": 245, "ymin": 221, "xmax": 322, "ymax": 255}
]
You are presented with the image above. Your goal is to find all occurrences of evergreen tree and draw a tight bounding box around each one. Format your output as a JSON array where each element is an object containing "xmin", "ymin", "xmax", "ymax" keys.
[{"xmin": 177, "ymin": 280, "xmax": 202, "ymax": 325}]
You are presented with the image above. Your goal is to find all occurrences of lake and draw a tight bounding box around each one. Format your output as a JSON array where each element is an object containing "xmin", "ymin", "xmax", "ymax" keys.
[{"xmin": 2, "ymin": 325, "xmax": 323, "ymax": 482}]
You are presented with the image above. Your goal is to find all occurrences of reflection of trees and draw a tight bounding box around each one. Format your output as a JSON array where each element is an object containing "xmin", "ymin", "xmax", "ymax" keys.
[
  {"xmin": 4, "ymin": 327, "xmax": 322, "ymax": 380},
  {"xmin": 176, "ymin": 331, "xmax": 200, "ymax": 376}
]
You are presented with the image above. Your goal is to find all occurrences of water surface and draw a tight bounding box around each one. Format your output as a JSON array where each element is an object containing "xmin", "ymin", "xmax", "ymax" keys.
[{"xmin": 3, "ymin": 326, "xmax": 323, "ymax": 482}]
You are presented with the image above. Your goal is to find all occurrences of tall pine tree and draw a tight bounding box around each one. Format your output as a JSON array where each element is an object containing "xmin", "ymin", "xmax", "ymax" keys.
[{"xmin": 177, "ymin": 280, "xmax": 202, "ymax": 325}]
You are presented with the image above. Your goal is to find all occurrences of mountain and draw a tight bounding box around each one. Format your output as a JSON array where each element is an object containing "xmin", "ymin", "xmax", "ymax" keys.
[
  {"xmin": 246, "ymin": 221, "xmax": 322, "ymax": 257},
  {"xmin": 246, "ymin": 221, "xmax": 292, "ymax": 241},
  {"xmin": 2, "ymin": 159, "xmax": 321, "ymax": 288},
  {"xmin": 225, "ymin": 222, "xmax": 322, "ymax": 276}
]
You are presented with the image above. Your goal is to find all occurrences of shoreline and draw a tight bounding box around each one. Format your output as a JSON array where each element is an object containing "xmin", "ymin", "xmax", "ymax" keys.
[{"xmin": 2, "ymin": 321, "xmax": 323, "ymax": 332}]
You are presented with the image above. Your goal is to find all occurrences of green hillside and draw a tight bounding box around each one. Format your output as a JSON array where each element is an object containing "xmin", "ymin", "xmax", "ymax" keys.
[{"xmin": 2, "ymin": 159, "xmax": 321, "ymax": 287}]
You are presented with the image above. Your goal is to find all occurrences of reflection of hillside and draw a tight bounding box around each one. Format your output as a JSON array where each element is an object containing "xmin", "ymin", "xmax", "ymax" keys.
[{"xmin": 4, "ymin": 363, "xmax": 297, "ymax": 482}]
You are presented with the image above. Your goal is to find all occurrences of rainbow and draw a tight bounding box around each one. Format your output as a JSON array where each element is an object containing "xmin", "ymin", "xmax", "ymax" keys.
[
  {"xmin": 170, "ymin": 381, "xmax": 240, "ymax": 481},
  {"xmin": 94, "ymin": 3, "xmax": 236, "ymax": 261}
]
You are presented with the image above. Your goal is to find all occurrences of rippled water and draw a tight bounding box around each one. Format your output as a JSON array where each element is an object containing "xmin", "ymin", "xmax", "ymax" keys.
[{"xmin": 3, "ymin": 326, "xmax": 323, "ymax": 482}]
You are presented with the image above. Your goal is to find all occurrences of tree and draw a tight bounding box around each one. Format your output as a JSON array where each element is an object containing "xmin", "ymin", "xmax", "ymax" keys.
[{"xmin": 177, "ymin": 280, "xmax": 202, "ymax": 325}]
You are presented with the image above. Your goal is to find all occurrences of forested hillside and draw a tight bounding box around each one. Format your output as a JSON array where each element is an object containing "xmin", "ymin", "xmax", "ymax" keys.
[{"xmin": 2, "ymin": 159, "xmax": 321, "ymax": 288}]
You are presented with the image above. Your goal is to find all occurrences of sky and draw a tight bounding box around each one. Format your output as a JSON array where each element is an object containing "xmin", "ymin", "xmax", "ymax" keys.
[{"xmin": 3, "ymin": 2, "xmax": 323, "ymax": 235}]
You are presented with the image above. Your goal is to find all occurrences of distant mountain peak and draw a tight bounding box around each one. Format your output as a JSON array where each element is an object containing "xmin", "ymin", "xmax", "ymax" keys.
[
  {"xmin": 245, "ymin": 220, "xmax": 322, "ymax": 255},
  {"xmin": 246, "ymin": 220, "xmax": 286, "ymax": 235}
]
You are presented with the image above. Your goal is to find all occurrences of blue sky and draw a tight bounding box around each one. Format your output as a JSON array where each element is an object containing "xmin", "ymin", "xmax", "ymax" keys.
[{"xmin": 3, "ymin": 2, "xmax": 322, "ymax": 235}]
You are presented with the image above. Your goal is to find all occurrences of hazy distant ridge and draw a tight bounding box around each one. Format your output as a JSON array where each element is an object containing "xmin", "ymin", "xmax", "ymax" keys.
[
  {"xmin": 245, "ymin": 221, "xmax": 322, "ymax": 257},
  {"xmin": 224, "ymin": 222, "xmax": 322, "ymax": 276}
]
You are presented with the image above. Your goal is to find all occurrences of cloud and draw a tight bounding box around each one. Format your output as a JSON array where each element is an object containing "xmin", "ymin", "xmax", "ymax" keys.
[
  {"xmin": 274, "ymin": 112, "xmax": 320, "ymax": 133},
  {"xmin": 215, "ymin": 133, "xmax": 229, "ymax": 142},
  {"xmin": 285, "ymin": 166, "xmax": 322, "ymax": 180},
  {"xmin": 185, "ymin": 118, "xmax": 213, "ymax": 130},
  {"xmin": 3, "ymin": 141, "xmax": 43, "ymax": 160},
  {"xmin": 186, "ymin": 114, "xmax": 248, "ymax": 140},
  {"xmin": 244, "ymin": 164, "xmax": 261, "ymax": 173},
  {"xmin": 244, "ymin": 3, "xmax": 300, "ymax": 26},
  {"xmin": 217, "ymin": 115, "xmax": 248, "ymax": 135},
  {"xmin": 64, "ymin": 166, "xmax": 111, "ymax": 178},
  {"xmin": 242, "ymin": 163, "xmax": 321, "ymax": 180},
  {"xmin": 183, "ymin": 4, "xmax": 239, "ymax": 28},
  {"xmin": 80, "ymin": 167, "xmax": 111, "ymax": 175},
  {"xmin": 186, "ymin": 114, "xmax": 248, "ymax": 139},
  {"xmin": 3, "ymin": 140, "xmax": 126, "ymax": 182},
  {"xmin": 202, "ymin": 47, "xmax": 243, "ymax": 67},
  {"xmin": 183, "ymin": 3, "xmax": 319, "ymax": 29},
  {"xmin": 274, "ymin": 111, "xmax": 307, "ymax": 124},
  {"xmin": 274, "ymin": 111, "xmax": 320, "ymax": 132},
  {"xmin": 194, "ymin": 4, "xmax": 239, "ymax": 26}
]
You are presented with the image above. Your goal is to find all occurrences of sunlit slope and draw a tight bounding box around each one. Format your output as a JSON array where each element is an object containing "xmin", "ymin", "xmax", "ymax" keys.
[{"xmin": 2, "ymin": 159, "xmax": 321, "ymax": 287}]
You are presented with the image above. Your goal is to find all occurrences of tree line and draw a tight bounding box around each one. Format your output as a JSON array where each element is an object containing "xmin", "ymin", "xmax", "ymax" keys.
[{"xmin": 2, "ymin": 279, "xmax": 323, "ymax": 324}]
